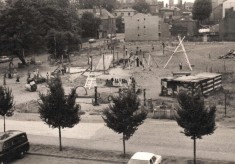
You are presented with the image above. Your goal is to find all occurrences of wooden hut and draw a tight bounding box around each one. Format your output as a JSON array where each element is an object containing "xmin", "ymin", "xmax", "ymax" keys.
[{"xmin": 160, "ymin": 72, "xmax": 222, "ymax": 97}]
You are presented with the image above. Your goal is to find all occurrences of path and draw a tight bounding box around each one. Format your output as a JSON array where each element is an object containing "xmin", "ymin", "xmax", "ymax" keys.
[{"xmin": 1, "ymin": 119, "xmax": 235, "ymax": 162}]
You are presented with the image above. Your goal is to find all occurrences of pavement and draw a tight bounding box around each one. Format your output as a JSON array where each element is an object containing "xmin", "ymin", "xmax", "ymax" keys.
[{"xmin": 1, "ymin": 119, "xmax": 235, "ymax": 163}]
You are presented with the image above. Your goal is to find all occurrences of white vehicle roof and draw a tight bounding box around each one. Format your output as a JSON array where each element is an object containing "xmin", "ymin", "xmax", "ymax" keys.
[{"xmin": 131, "ymin": 152, "xmax": 156, "ymax": 160}]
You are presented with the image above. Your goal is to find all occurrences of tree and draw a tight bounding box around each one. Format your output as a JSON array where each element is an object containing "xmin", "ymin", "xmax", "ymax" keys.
[
  {"xmin": 132, "ymin": 0, "xmax": 150, "ymax": 14},
  {"xmin": 175, "ymin": 92, "xmax": 216, "ymax": 164},
  {"xmin": 38, "ymin": 76, "xmax": 81, "ymax": 151},
  {"xmin": 192, "ymin": 0, "xmax": 212, "ymax": 22},
  {"xmin": 102, "ymin": 90, "xmax": 147, "ymax": 156},
  {"xmin": 0, "ymin": 86, "xmax": 14, "ymax": 132},
  {"xmin": 79, "ymin": 0, "xmax": 117, "ymax": 12},
  {"xmin": 80, "ymin": 12, "xmax": 101, "ymax": 38},
  {"xmin": 0, "ymin": 0, "xmax": 44, "ymax": 64},
  {"xmin": 0, "ymin": 0, "xmax": 82, "ymax": 64}
]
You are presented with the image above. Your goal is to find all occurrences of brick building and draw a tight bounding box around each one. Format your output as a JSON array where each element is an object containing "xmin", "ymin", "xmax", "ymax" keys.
[
  {"xmin": 219, "ymin": 9, "xmax": 235, "ymax": 41},
  {"xmin": 124, "ymin": 13, "xmax": 170, "ymax": 41}
]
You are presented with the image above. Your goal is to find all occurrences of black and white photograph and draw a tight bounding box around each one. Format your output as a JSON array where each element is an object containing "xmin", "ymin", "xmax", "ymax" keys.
[{"xmin": 0, "ymin": 0, "xmax": 235, "ymax": 163}]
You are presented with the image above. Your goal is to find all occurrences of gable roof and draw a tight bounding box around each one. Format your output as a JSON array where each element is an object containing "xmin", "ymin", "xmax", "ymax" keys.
[
  {"xmin": 77, "ymin": 8, "xmax": 115, "ymax": 19},
  {"xmin": 113, "ymin": 8, "xmax": 136, "ymax": 12}
]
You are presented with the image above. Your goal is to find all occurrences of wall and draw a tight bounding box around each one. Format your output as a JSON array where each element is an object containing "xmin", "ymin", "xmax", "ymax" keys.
[
  {"xmin": 223, "ymin": 0, "xmax": 235, "ymax": 18},
  {"xmin": 210, "ymin": 4, "xmax": 223, "ymax": 22},
  {"xmin": 220, "ymin": 10, "xmax": 235, "ymax": 41},
  {"xmin": 125, "ymin": 13, "xmax": 160, "ymax": 41}
]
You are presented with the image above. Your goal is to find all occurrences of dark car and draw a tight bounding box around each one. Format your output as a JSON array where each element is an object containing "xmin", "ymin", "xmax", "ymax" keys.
[{"xmin": 0, "ymin": 130, "xmax": 30, "ymax": 164}]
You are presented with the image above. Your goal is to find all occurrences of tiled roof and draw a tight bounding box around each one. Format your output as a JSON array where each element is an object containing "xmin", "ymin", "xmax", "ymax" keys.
[
  {"xmin": 77, "ymin": 8, "xmax": 115, "ymax": 19},
  {"xmin": 113, "ymin": 8, "xmax": 136, "ymax": 12}
]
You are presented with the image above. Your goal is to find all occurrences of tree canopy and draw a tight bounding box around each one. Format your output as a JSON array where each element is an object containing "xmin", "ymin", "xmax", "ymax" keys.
[
  {"xmin": 0, "ymin": 86, "xmax": 14, "ymax": 132},
  {"xmin": 192, "ymin": 0, "xmax": 212, "ymax": 21},
  {"xmin": 175, "ymin": 91, "xmax": 216, "ymax": 163},
  {"xmin": 102, "ymin": 90, "xmax": 147, "ymax": 156},
  {"xmin": 80, "ymin": 12, "xmax": 101, "ymax": 38},
  {"xmin": 132, "ymin": 0, "xmax": 150, "ymax": 14},
  {"xmin": 0, "ymin": 0, "xmax": 82, "ymax": 64},
  {"xmin": 38, "ymin": 76, "xmax": 81, "ymax": 151},
  {"xmin": 79, "ymin": 0, "xmax": 117, "ymax": 12}
]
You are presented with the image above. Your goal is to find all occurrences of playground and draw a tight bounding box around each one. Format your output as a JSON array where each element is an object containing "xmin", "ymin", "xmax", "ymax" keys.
[{"xmin": 1, "ymin": 34, "xmax": 235, "ymax": 126}]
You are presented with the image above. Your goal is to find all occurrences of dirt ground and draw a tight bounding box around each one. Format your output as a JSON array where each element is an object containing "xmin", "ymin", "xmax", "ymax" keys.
[{"xmin": 1, "ymin": 38, "xmax": 235, "ymax": 127}]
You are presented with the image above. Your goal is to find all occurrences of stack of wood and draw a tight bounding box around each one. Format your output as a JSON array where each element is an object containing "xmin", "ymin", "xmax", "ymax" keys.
[{"xmin": 218, "ymin": 49, "xmax": 235, "ymax": 59}]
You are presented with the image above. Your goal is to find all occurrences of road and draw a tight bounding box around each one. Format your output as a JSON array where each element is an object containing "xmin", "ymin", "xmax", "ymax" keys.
[
  {"xmin": 12, "ymin": 154, "xmax": 117, "ymax": 164},
  {"xmin": 1, "ymin": 119, "xmax": 235, "ymax": 162}
]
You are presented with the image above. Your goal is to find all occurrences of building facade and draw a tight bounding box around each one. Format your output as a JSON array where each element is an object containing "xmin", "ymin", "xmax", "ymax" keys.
[
  {"xmin": 223, "ymin": 0, "xmax": 235, "ymax": 18},
  {"xmin": 220, "ymin": 9, "xmax": 235, "ymax": 41},
  {"xmin": 113, "ymin": 8, "xmax": 137, "ymax": 17},
  {"xmin": 125, "ymin": 13, "xmax": 170, "ymax": 41}
]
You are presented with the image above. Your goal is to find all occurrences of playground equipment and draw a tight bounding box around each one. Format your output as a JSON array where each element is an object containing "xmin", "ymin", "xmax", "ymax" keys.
[
  {"xmin": 84, "ymin": 73, "xmax": 97, "ymax": 89},
  {"xmin": 96, "ymin": 54, "xmax": 113, "ymax": 71},
  {"xmin": 164, "ymin": 36, "xmax": 192, "ymax": 71}
]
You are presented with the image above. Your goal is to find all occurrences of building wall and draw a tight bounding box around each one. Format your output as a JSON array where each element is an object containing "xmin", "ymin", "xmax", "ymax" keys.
[
  {"xmin": 100, "ymin": 18, "xmax": 116, "ymax": 37},
  {"xmin": 169, "ymin": 0, "xmax": 174, "ymax": 8},
  {"xmin": 160, "ymin": 21, "xmax": 171, "ymax": 39},
  {"xmin": 125, "ymin": 13, "xmax": 160, "ymax": 41},
  {"xmin": 114, "ymin": 10, "xmax": 136, "ymax": 17},
  {"xmin": 223, "ymin": 0, "xmax": 235, "ymax": 18},
  {"xmin": 220, "ymin": 10, "xmax": 235, "ymax": 41},
  {"xmin": 171, "ymin": 18, "xmax": 198, "ymax": 37},
  {"xmin": 210, "ymin": 4, "xmax": 223, "ymax": 22}
]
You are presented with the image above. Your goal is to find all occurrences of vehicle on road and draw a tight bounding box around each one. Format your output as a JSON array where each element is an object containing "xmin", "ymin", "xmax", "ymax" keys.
[
  {"xmin": 0, "ymin": 130, "xmax": 30, "ymax": 164},
  {"xmin": 127, "ymin": 152, "xmax": 162, "ymax": 164},
  {"xmin": 0, "ymin": 56, "xmax": 11, "ymax": 63},
  {"xmin": 88, "ymin": 38, "xmax": 96, "ymax": 43},
  {"xmin": 106, "ymin": 34, "xmax": 116, "ymax": 39}
]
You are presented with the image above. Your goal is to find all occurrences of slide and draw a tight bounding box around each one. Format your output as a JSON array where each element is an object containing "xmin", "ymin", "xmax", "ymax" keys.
[{"xmin": 96, "ymin": 54, "xmax": 113, "ymax": 71}]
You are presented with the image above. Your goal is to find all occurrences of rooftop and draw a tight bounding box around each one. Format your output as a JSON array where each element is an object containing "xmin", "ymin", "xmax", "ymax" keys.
[
  {"xmin": 113, "ymin": 8, "xmax": 136, "ymax": 12},
  {"xmin": 77, "ymin": 8, "xmax": 115, "ymax": 19},
  {"xmin": 131, "ymin": 152, "xmax": 155, "ymax": 160},
  {"xmin": 0, "ymin": 130, "xmax": 25, "ymax": 142}
]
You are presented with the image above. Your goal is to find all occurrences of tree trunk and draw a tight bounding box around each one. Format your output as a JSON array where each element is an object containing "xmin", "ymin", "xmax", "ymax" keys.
[
  {"xmin": 123, "ymin": 134, "xmax": 126, "ymax": 157},
  {"xmin": 14, "ymin": 51, "xmax": 27, "ymax": 65},
  {"xmin": 4, "ymin": 115, "xmax": 5, "ymax": 132},
  {"xmin": 59, "ymin": 126, "xmax": 62, "ymax": 151},
  {"xmin": 194, "ymin": 137, "xmax": 196, "ymax": 164}
]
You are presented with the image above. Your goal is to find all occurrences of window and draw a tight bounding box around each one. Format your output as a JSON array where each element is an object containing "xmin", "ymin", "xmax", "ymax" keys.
[
  {"xmin": 121, "ymin": 13, "xmax": 124, "ymax": 16},
  {"xmin": 128, "ymin": 12, "xmax": 130, "ymax": 16},
  {"xmin": 144, "ymin": 18, "xmax": 146, "ymax": 20},
  {"xmin": 151, "ymin": 156, "xmax": 157, "ymax": 162},
  {"xmin": 144, "ymin": 26, "xmax": 146, "ymax": 28},
  {"xmin": 158, "ymin": 24, "xmax": 161, "ymax": 30},
  {"xmin": 115, "ymin": 13, "xmax": 117, "ymax": 16},
  {"xmin": 158, "ymin": 33, "xmax": 161, "ymax": 37},
  {"xmin": 138, "ymin": 34, "xmax": 140, "ymax": 37}
]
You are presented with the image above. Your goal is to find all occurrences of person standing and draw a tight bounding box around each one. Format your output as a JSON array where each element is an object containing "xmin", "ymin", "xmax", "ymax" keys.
[{"xmin": 179, "ymin": 63, "xmax": 182, "ymax": 70}]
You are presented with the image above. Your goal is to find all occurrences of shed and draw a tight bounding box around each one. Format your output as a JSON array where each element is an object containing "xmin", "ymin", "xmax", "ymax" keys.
[{"xmin": 160, "ymin": 72, "xmax": 222, "ymax": 97}]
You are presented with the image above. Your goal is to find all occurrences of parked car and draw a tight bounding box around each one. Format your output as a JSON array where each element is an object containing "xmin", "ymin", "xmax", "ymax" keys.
[
  {"xmin": 106, "ymin": 34, "xmax": 116, "ymax": 39},
  {"xmin": 88, "ymin": 38, "xmax": 96, "ymax": 43},
  {"xmin": 0, "ymin": 130, "xmax": 30, "ymax": 164},
  {"xmin": 0, "ymin": 56, "xmax": 11, "ymax": 63},
  {"xmin": 127, "ymin": 152, "xmax": 162, "ymax": 164}
]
